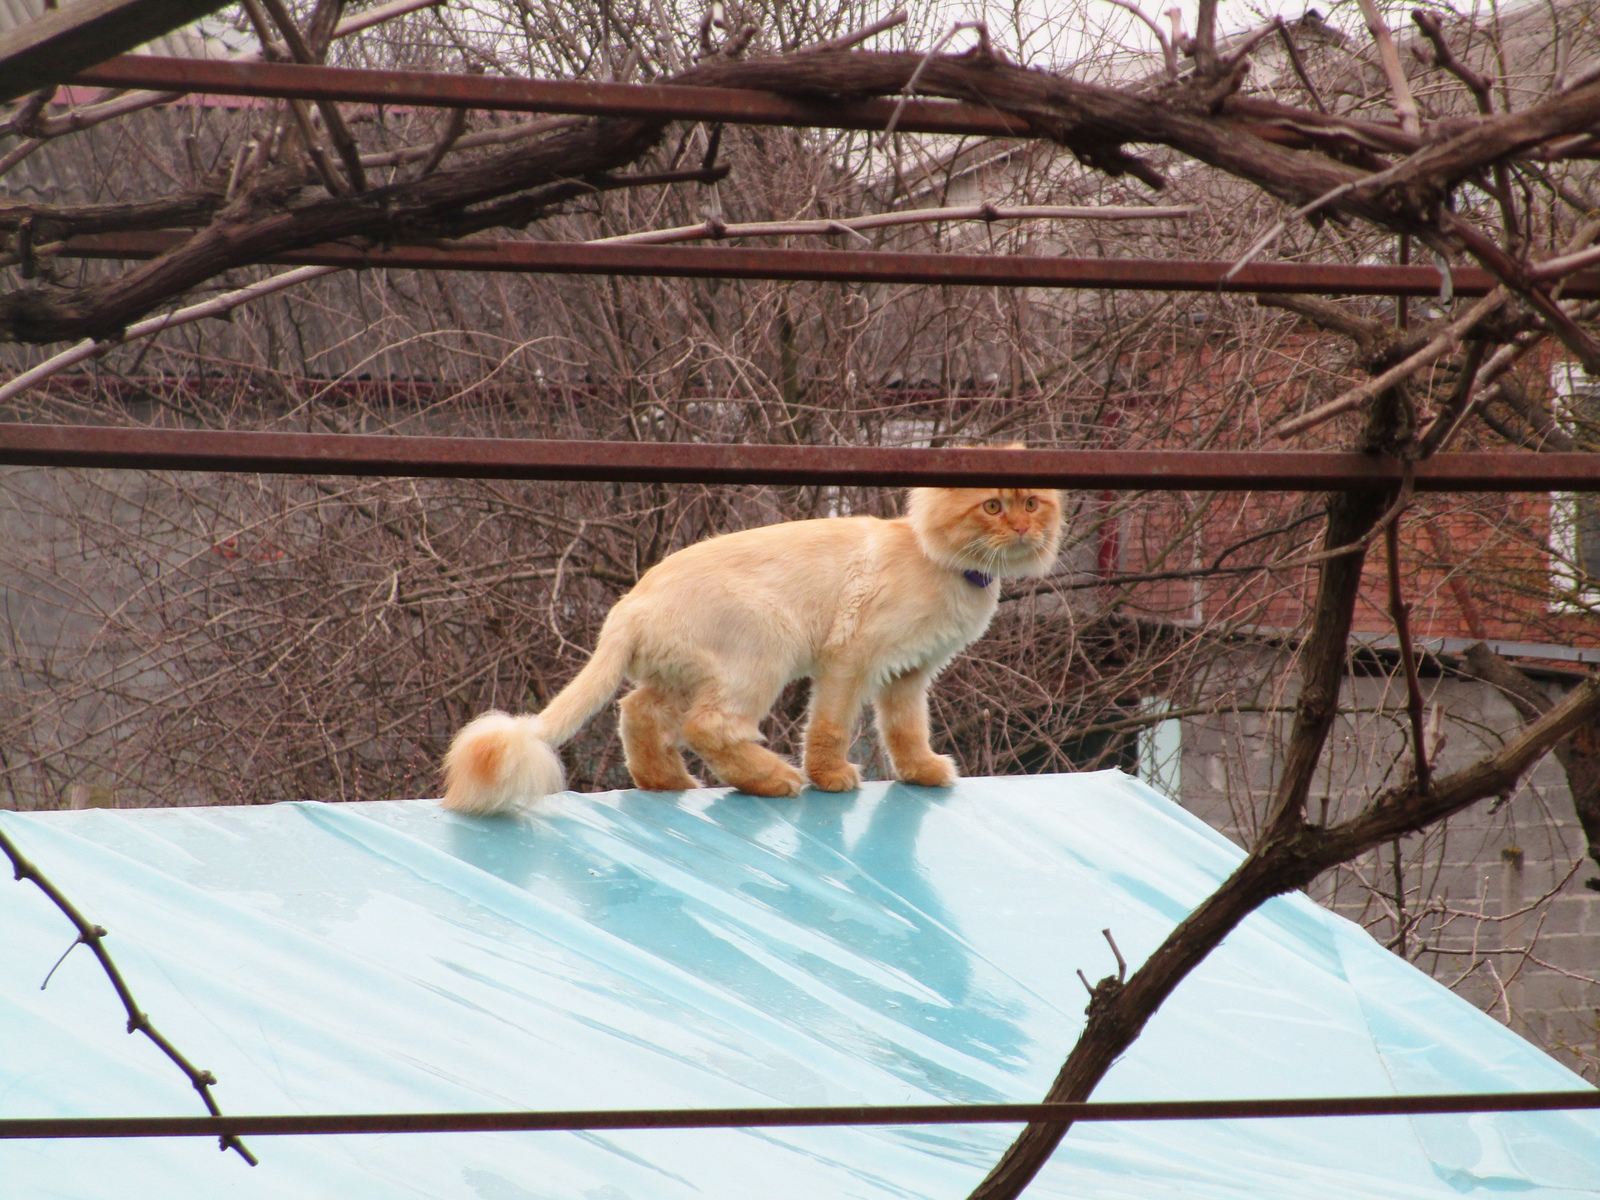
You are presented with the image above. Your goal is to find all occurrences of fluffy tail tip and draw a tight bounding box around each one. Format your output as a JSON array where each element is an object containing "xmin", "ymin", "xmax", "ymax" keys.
[{"xmin": 441, "ymin": 710, "xmax": 565, "ymax": 815}]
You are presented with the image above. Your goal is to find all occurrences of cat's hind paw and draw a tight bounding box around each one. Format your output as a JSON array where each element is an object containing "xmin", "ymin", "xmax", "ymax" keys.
[
  {"xmin": 807, "ymin": 760, "xmax": 863, "ymax": 793},
  {"xmin": 728, "ymin": 759, "xmax": 806, "ymax": 799},
  {"xmin": 630, "ymin": 767, "xmax": 701, "ymax": 792},
  {"xmin": 627, "ymin": 752, "xmax": 700, "ymax": 791},
  {"xmin": 896, "ymin": 755, "xmax": 958, "ymax": 788}
]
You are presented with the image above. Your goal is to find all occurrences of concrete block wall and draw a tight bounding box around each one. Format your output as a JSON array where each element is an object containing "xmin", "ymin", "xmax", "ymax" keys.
[{"xmin": 1175, "ymin": 664, "xmax": 1600, "ymax": 1079}]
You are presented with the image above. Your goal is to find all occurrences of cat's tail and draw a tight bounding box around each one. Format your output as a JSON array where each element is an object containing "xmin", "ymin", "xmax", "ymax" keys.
[{"xmin": 441, "ymin": 633, "xmax": 631, "ymax": 815}]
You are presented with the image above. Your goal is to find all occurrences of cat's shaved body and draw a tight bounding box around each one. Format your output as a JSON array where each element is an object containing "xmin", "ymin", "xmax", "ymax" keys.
[{"xmin": 443, "ymin": 486, "xmax": 1063, "ymax": 813}]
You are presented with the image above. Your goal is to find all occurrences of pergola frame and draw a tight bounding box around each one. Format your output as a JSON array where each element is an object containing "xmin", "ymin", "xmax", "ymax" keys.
[
  {"xmin": 5, "ymin": 29, "xmax": 1600, "ymax": 1192},
  {"xmin": 7, "ymin": 53, "xmax": 1597, "ymax": 486}
]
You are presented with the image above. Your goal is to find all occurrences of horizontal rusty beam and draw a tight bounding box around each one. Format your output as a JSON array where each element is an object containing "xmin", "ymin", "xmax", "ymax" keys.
[
  {"xmin": 63, "ymin": 232, "xmax": 1590, "ymax": 299},
  {"xmin": 5, "ymin": 425, "xmax": 1600, "ymax": 491},
  {"xmin": 62, "ymin": 56, "xmax": 1366, "ymax": 154},
  {"xmin": 71, "ymin": 54, "xmax": 1032, "ymax": 137},
  {"xmin": 2, "ymin": 1089, "xmax": 1597, "ymax": 1139}
]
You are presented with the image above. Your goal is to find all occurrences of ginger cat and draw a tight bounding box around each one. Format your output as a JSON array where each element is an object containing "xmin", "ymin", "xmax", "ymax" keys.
[{"xmin": 442, "ymin": 485, "xmax": 1064, "ymax": 814}]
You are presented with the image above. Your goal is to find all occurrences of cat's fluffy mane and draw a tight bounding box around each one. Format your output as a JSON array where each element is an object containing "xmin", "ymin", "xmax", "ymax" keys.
[{"xmin": 443, "ymin": 484, "xmax": 1063, "ymax": 815}]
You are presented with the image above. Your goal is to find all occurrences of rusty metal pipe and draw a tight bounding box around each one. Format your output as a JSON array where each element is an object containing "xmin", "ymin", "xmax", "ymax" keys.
[
  {"xmin": 70, "ymin": 54, "xmax": 1030, "ymax": 137},
  {"xmin": 5, "ymin": 425, "xmax": 1600, "ymax": 491},
  {"xmin": 61, "ymin": 232, "xmax": 1583, "ymax": 299},
  {"xmin": 1, "ymin": 1090, "xmax": 1597, "ymax": 1140}
]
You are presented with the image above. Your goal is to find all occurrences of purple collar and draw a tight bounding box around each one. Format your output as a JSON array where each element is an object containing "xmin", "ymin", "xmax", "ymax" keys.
[{"xmin": 962, "ymin": 569, "xmax": 994, "ymax": 589}]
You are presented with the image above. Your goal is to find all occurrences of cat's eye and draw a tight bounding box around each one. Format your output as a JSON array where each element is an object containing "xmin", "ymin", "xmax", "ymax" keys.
[
  {"xmin": 983, "ymin": 499, "xmax": 1002, "ymax": 514},
  {"xmin": 1024, "ymin": 497, "xmax": 1039, "ymax": 511}
]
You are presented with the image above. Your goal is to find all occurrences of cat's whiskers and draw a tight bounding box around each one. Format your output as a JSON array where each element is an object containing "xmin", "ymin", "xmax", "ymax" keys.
[{"xmin": 973, "ymin": 539, "xmax": 1007, "ymax": 581}]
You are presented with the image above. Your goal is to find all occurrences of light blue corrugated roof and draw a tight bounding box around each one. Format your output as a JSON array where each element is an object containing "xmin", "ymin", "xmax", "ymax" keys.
[{"xmin": 2, "ymin": 772, "xmax": 1597, "ymax": 1198}]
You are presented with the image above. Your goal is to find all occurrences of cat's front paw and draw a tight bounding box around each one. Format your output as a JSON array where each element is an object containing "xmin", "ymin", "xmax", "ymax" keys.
[
  {"xmin": 807, "ymin": 760, "xmax": 863, "ymax": 792},
  {"xmin": 898, "ymin": 755, "xmax": 958, "ymax": 788}
]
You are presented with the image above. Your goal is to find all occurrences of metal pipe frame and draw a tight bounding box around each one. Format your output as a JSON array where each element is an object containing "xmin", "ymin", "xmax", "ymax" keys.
[
  {"xmin": 5, "ymin": 425, "xmax": 1600, "ymax": 491},
  {"xmin": 2, "ymin": 1089, "xmax": 1597, "ymax": 1140},
  {"xmin": 62, "ymin": 231, "xmax": 1600, "ymax": 299},
  {"xmin": 71, "ymin": 54, "xmax": 1031, "ymax": 137}
]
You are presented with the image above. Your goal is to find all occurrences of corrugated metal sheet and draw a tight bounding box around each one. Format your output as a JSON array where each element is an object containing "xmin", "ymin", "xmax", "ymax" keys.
[{"xmin": 2, "ymin": 772, "xmax": 1598, "ymax": 1198}]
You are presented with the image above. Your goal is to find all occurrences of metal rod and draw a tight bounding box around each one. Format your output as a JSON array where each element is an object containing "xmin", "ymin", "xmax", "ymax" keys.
[
  {"xmin": 2, "ymin": 1090, "xmax": 1596, "ymax": 1139},
  {"xmin": 69, "ymin": 54, "xmax": 1031, "ymax": 137},
  {"xmin": 6, "ymin": 426, "xmax": 1600, "ymax": 491},
  {"xmin": 59, "ymin": 232, "xmax": 1580, "ymax": 299}
]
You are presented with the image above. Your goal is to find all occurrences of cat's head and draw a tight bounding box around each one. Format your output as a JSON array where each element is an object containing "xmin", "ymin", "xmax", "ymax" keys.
[{"xmin": 906, "ymin": 484, "xmax": 1064, "ymax": 579}]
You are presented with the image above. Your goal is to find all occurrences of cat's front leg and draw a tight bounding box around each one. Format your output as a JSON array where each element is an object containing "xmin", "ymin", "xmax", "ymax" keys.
[
  {"xmin": 874, "ymin": 669, "xmax": 958, "ymax": 788},
  {"xmin": 803, "ymin": 669, "xmax": 866, "ymax": 792}
]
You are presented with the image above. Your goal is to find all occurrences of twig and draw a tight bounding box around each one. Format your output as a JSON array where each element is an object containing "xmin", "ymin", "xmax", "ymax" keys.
[
  {"xmin": 1420, "ymin": 222, "xmax": 1600, "ymax": 449},
  {"xmin": 255, "ymin": 0, "xmax": 368, "ymax": 193},
  {"xmin": 1422, "ymin": 519, "xmax": 1489, "ymax": 641},
  {"xmin": 589, "ymin": 203, "xmax": 1198, "ymax": 245},
  {"xmin": 880, "ymin": 22, "xmax": 988, "ymax": 143},
  {"xmin": 238, "ymin": 0, "xmax": 350, "ymax": 196},
  {"xmin": 1218, "ymin": 22, "xmax": 1280, "ymax": 73},
  {"xmin": 1410, "ymin": 10, "xmax": 1493, "ymax": 114},
  {"xmin": 415, "ymin": 105, "xmax": 469, "ymax": 179},
  {"xmin": 0, "ymin": 266, "xmax": 338, "ymax": 405},
  {"xmin": 1388, "ymin": 839, "xmax": 1410, "ymax": 956},
  {"xmin": 1415, "ymin": 337, "xmax": 1487, "ymax": 455},
  {"xmin": 1355, "ymin": 0, "xmax": 1419, "ymax": 135},
  {"xmin": 1254, "ymin": 293, "xmax": 1388, "ymax": 357},
  {"xmin": 1193, "ymin": 0, "xmax": 1218, "ymax": 73},
  {"xmin": 1101, "ymin": 929, "xmax": 1127, "ymax": 981},
  {"xmin": 1274, "ymin": 17, "xmax": 1326, "ymax": 113},
  {"xmin": 716, "ymin": 23, "xmax": 759, "ymax": 59},
  {"xmin": 795, "ymin": 8, "xmax": 906, "ymax": 55},
  {"xmin": 1528, "ymin": 242, "xmax": 1600, "ymax": 283},
  {"xmin": 1224, "ymin": 157, "xmax": 1410, "ymax": 282},
  {"xmin": 1271, "ymin": 287, "xmax": 1509, "ymax": 439},
  {"xmin": 40, "ymin": 931, "xmax": 93, "ymax": 990},
  {"xmin": 696, "ymin": 1, "xmax": 721, "ymax": 56},
  {"xmin": 1385, "ymin": 514, "xmax": 1431, "ymax": 792},
  {"xmin": 0, "ymin": 86, "xmax": 57, "ymax": 139},
  {"xmin": 0, "ymin": 136, "xmax": 46, "ymax": 178},
  {"xmin": 324, "ymin": 0, "xmax": 441, "ymax": 39},
  {"xmin": 0, "ymin": 823, "xmax": 256, "ymax": 1165},
  {"xmin": 1106, "ymin": 0, "xmax": 1177, "ymax": 78},
  {"xmin": 1442, "ymin": 213, "xmax": 1600, "ymax": 376}
]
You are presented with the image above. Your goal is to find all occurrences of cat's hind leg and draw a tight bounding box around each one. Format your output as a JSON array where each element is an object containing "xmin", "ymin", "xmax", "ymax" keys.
[
  {"xmin": 682, "ymin": 687, "xmax": 805, "ymax": 799},
  {"xmin": 619, "ymin": 685, "xmax": 699, "ymax": 791},
  {"xmin": 874, "ymin": 669, "xmax": 958, "ymax": 788},
  {"xmin": 803, "ymin": 668, "xmax": 866, "ymax": 792}
]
